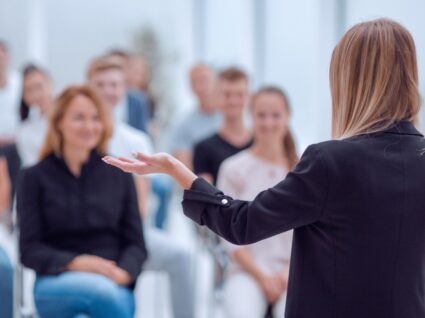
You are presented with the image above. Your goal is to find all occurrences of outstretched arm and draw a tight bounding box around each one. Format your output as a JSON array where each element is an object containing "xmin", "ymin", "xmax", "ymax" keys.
[{"xmin": 103, "ymin": 145, "xmax": 330, "ymax": 245}]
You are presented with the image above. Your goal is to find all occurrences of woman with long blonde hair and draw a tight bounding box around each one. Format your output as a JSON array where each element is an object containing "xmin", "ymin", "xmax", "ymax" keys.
[
  {"xmin": 18, "ymin": 85, "xmax": 146, "ymax": 318},
  {"xmin": 105, "ymin": 19, "xmax": 423, "ymax": 317}
]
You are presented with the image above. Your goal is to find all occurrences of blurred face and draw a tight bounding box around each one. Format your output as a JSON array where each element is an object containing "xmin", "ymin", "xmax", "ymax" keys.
[
  {"xmin": 89, "ymin": 68, "xmax": 126, "ymax": 108},
  {"xmin": 23, "ymin": 71, "xmax": 52, "ymax": 112},
  {"xmin": 0, "ymin": 45, "xmax": 8, "ymax": 73},
  {"xmin": 190, "ymin": 67, "xmax": 215, "ymax": 100},
  {"xmin": 252, "ymin": 93, "xmax": 289, "ymax": 144},
  {"xmin": 58, "ymin": 95, "xmax": 104, "ymax": 152},
  {"xmin": 217, "ymin": 79, "xmax": 249, "ymax": 119}
]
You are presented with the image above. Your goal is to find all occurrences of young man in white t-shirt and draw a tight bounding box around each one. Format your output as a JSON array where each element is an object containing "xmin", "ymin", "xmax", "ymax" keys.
[{"xmin": 88, "ymin": 56, "xmax": 194, "ymax": 318}]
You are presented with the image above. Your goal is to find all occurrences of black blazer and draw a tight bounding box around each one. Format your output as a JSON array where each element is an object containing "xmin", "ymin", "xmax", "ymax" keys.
[
  {"xmin": 182, "ymin": 121, "xmax": 425, "ymax": 318},
  {"xmin": 17, "ymin": 151, "xmax": 147, "ymax": 287}
]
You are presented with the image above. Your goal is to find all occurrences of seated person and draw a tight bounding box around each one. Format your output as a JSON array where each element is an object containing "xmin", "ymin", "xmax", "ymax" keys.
[
  {"xmin": 193, "ymin": 67, "xmax": 253, "ymax": 185},
  {"xmin": 217, "ymin": 86, "xmax": 297, "ymax": 318},
  {"xmin": 17, "ymin": 85, "xmax": 147, "ymax": 318},
  {"xmin": 16, "ymin": 64, "xmax": 53, "ymax": 167},
  {"xmin": 88, "ymin": 57, "xmax": 194, "ymax": 318},
  {"xmin": 169, "ymin": 63, "xmax": 221, "ymax": 170}
]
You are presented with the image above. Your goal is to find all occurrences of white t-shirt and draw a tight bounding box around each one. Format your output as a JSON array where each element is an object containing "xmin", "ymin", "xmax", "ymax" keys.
[
  {"xmin": 16, "ymin": 107, "xmax": 48, "ymax": 167},
  {"xmin": 0, "ymin": 71, "xmax": 21, "ymax": 139},
  {"xmin": 108, "ymin": 121, "xmax": 154, "ymax": 158},
  {"xmin": 217, "ymin": 150, "xmax": 293, "ymax": 275}
]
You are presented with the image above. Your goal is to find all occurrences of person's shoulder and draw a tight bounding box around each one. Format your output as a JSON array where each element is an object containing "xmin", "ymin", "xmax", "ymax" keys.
[
  {"xmin": 127, "ymin": 89, "xmax": 148, "ymax": 104},
  {"xmin": 195, "ymin": 133, "xmax": 218, "ymax": 149},
  {"xmin": 19, "ymin": 155, "xmax": 53, "ymax": 179},
  {"xmin": 220, "ymin": 150, "xmax": 250, "ymax": 170},
  {"xmin": 311, "ymin": 138, "xmax": 367, "ymax": 157}
]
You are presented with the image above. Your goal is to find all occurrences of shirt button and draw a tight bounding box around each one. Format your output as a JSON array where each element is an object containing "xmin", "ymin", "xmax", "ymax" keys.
[{"xmin": 221, "ymin": 198, "xmax": 228, "ymax": 205}]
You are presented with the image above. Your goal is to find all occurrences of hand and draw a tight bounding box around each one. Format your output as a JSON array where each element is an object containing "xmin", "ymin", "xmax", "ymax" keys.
[
  {"xmin": 103, "ymin": 152, "xmax": 175, "ymax": 176},
  {"xmin": 103, "ymin": 152, "xmax": 197, "ymax": 189},
  {"xmin": 66, "ymin": 255, "xmax": 131, "ymax": 285},
  {"xmin": 257, "ymin": 274, "xmax": 286, "ymax": 304}
]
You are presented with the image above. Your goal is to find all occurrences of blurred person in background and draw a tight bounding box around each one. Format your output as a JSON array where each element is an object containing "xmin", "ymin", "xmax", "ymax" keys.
[
  {"xmin": 193, "ymin": 67, "xmax": 253, "ymax": 185},
  {"xmin": 88, "ymin": 57, "xmax": 194, "ymax": 318},
  {"xmin": 17, "ymin": 64, "xmax": 54, "ymax": 167},
  {"xmin": 217, "ymin": 86, "xmax": 297, "ymax": 318},
  {"xmin": 0, "ymin": 41, "xmax": 21, "ymax": 146},
  {"xmin": 106, "ymin": 51, "xmax": 173, "ymax": 230},
  {"xmin": 105, "ymin": 50, "xmax": 151, "ymax": 134},
  {"xmin": 169, "ymin": 63, "xmax": 221, "ymax": 171},
  {"xmin": 0, "ymin": 64, "xmax": 54, "ymax": 225},
  {"xmin": 18, "ymin": 85, "xmax": 147, "ymax": 318},
  {"xmin": 127, "ymin": 53, "xmax": 156, "ymax": 120}
]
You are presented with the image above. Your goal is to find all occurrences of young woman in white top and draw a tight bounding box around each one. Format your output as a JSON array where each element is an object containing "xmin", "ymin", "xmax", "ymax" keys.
[
  {"xmin": 216, "ymin": 86, "xmax": 298, "ymax": 318},
  {"xmin": 16, "ymin": 64, "xmax": 53, "ymax": 167}
]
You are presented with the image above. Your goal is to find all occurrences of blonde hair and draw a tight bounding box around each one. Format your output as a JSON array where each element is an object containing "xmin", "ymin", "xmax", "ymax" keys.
[
  {"xmin": 86, "ymin": 56, "xmax": 125, "ymax": 79},
  {"xmin": 39, "ymin": 85, "xmax": 113, "ymax": 160},
  {"xmin": 330, "ymin": 18, "xmax": 420, "ymax": 139}
]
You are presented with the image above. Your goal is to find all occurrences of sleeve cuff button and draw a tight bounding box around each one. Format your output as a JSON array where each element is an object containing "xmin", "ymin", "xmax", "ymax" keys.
[{"xmin": 221, "ymin": 198, "xmax": 228, "ymax": 205}]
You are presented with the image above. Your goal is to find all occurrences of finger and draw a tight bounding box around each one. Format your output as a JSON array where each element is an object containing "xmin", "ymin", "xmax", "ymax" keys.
[
  {"xmin": 132, "ymin": 152, "xmax": 153, "ymax": 163},
  {"xmin": 103, "ymin": 157, "xmax": 134, "ymax": 172},
  {"xmin": 117, "ymin": 157, "xmax": 136, "ymax": 164}
]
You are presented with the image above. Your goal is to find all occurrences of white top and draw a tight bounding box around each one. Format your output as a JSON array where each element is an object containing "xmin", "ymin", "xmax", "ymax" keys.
[
  {"xmin": 16, "ymin": 107, "xmax": 48, "ymax": 167},
  {"xmin": 217, "ymin": 150, "xmax": 293, "ymax": 275},
  {"xmin": 113, "ymin": 98, "xmax": 128, "ymax": 123},
  {"xmin": 108, "ymin": 121, "xmax": 153, "ymax": 157},
  {"xmin": 0, "ymin": 71, "xmax": 21, "ymax": 139}
]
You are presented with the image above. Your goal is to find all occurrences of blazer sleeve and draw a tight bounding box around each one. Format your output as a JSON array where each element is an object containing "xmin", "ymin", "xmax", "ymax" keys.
[
  {"xmin": 117, "ymin": 173, "xmax": 148, "ymax": 283},
  {"xmin": 17, "ymin": 168, "xmax": 79, "ymax": 274},
  {"xmin": 182, "ymin": 145, "xmax": 330, "ymax": 245}
]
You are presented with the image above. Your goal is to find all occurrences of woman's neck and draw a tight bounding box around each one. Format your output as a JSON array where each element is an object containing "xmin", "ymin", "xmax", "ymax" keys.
[
  {"xmin": 62, "ymin": 145, "xmax": 91, "ymax": 177},
  {"xmin": 250, "ymin": 140, "xmax": 287, "ymax": 166}
]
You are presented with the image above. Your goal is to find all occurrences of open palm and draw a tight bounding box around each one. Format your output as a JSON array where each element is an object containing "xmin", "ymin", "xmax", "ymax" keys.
[{"xmin": 103, "ymin": 152, "xmax": 173, "ymax": 176}]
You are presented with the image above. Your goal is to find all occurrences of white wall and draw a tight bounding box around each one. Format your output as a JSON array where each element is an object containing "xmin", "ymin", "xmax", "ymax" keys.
[
  {"xmin": 344, "ymin": 0, "xmax": 425, "ymax": 130},
  {"xmin": 1, "ymin": 0, "xmax": 424, "ymax": 145}
]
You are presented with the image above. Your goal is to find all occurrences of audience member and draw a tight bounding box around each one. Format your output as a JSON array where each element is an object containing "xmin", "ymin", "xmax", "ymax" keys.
[
  {"xmin": 193, "ymin": 67, "xmax": 253, "ymax": 185},
  {"xmin": 17, "ymin": 85, "xmax": 147, "ymax": 318},
  {"xmin": 88, "ymin": 57, "xmax": 194, "ymax": 318},
  {"xmin": 217, "ymin": 86, "xmax": 297, "ymax": 318},
  {"xmin": 169, "ymin": 63, "xmax": 221, "ymax": 170},
  {"xmin": 104, "ymin": 50, "xmax": 151, "ymax": 134},
  {"xmin": 0, "ymin": 41, "xmax": 21, "ymax": 146},
  {"xmin": 127, "ymin": 54, "xmax": 156, "ymax": 120},
  {"xmin": 16, "ymin": 64, "xmax": 53, "ymax": 167}
]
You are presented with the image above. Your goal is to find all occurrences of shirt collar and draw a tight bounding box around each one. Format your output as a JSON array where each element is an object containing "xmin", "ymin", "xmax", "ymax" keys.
[{"xmin": 382, "ymin": 121, "xmax": 423, "ymax": 137}]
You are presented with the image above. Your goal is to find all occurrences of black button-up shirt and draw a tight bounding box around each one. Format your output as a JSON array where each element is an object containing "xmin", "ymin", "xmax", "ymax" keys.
[{"xmin": 17, "ymin": 151, "xmax": 147, "ymax": 286}]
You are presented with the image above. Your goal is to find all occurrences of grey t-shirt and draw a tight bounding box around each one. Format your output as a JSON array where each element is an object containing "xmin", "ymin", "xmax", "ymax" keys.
[{"xmin": 168, "ymin": 108, "xmax": 222, "ymax": 153}]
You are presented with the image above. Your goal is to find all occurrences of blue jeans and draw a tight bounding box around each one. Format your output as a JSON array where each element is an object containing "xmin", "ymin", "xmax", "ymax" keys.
[
  {"xmin": 151, "ymin": 174, "xmax": 173, "ymax": 229},
  {"xmin": 0, "ymin": 246, "xmax": 13, "ymax": 318},
  {"xmin": 34, "ymin": 272, "xmax": 135, "ymax": 318}
]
